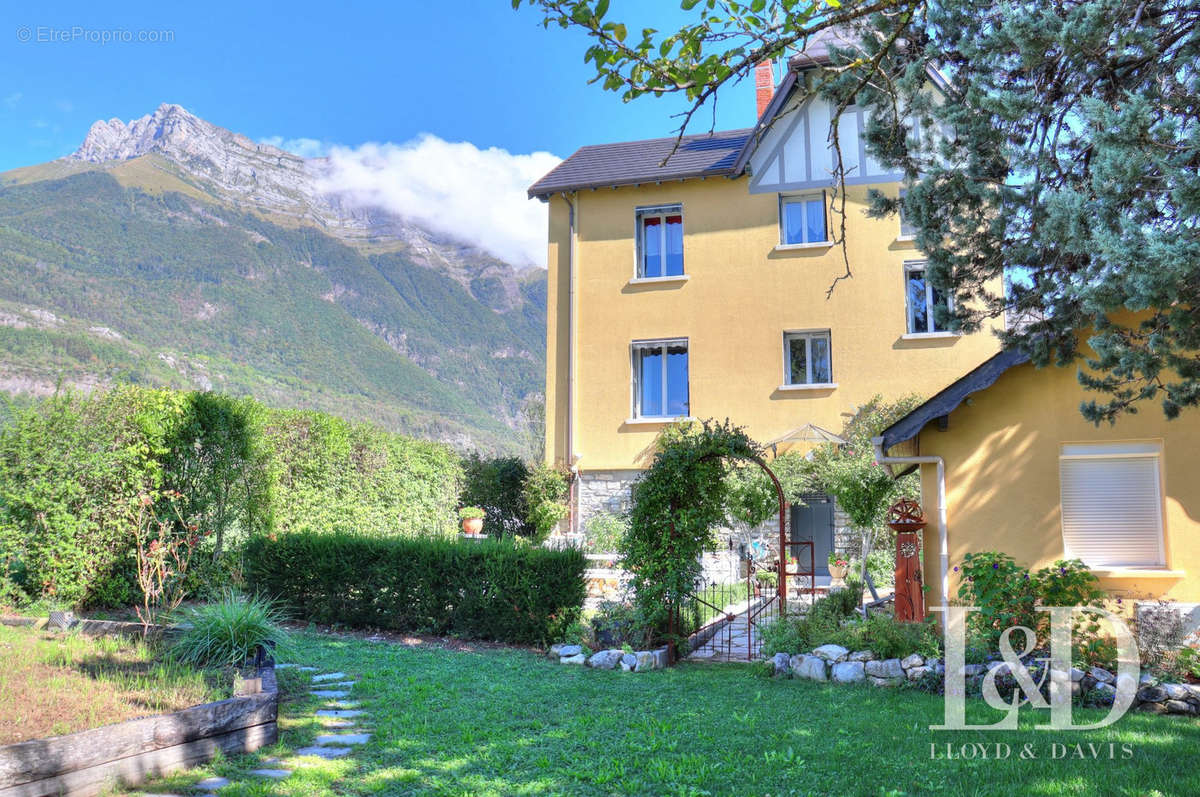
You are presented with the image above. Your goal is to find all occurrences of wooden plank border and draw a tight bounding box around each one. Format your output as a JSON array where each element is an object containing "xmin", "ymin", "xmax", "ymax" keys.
[{"xmin": 0, "ymin": 667, "xmax": 278, "ymax": 797}]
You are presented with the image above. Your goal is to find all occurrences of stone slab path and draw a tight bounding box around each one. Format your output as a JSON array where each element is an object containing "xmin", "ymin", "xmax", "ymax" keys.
[{"xmin": 140, "ymin": 663, "xmax": 371, "ymax": 795}]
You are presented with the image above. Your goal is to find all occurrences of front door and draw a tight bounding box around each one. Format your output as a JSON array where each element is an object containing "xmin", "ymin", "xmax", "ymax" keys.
[{"xmin": 790, "ymin": 494, "xmax": 835, "ymax": 577}]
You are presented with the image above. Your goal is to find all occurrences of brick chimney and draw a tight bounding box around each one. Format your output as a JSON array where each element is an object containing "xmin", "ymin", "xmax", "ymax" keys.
[{"xmin": 755, "ymin": 59, "xmax": 775, "ymax": 119}]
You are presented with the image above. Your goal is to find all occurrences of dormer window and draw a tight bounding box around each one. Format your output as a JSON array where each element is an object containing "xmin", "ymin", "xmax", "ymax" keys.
[
  {"xmin": 636, "ymin": 205, "xmax": 684, "ymax": 278},
  {"xmin": 780, "ymin": 193, "xmax": 828, "ymax": 246}
]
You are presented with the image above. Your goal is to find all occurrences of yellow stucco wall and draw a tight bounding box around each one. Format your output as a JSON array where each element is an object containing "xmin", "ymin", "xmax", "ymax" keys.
[
  {"xmin": 915, "ymin": 361, "xmax": 1200, "ymax": 603},
  {"xmin": 544, "ymin": 176, "xmax": 1002, "ymax": 471}
]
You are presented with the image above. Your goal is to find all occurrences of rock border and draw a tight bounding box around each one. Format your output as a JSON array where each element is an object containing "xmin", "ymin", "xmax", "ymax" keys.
[
  {"xmin": 547, "ymin": 643, "xmax": 669, "ymax": 672},
  {"xmin": 769, "ymin": 644, "xmax": 1200, "ymax": 717}
]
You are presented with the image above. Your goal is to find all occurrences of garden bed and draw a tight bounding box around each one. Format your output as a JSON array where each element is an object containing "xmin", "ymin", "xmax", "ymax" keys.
[{"xmin": 0, "ymin": 623, "xmax": 227, "ymax": 746}]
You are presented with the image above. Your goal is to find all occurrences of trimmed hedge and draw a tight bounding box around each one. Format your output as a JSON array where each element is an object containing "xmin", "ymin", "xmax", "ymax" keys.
[{"xmin": 244, "ymin": 533, "xmax": 586, "ymax": 645}]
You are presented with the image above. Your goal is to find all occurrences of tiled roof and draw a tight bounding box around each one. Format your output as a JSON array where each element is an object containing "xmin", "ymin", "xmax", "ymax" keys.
[{"xmin": 526, "ymin": 128, "xmax": 753, "ymax": 199}]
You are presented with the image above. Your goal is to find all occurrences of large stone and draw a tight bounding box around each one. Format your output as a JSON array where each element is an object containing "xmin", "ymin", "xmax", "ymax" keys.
[
  {"xmin": 771, "ymin": 652, "xmax": 791, "ymax": 676},
  {"xmin": 900, "ymin": 653, "xmax": 925, "ymax": 670},
  {"xmin": 587, "ymin": 649, "xmax": 622, "ymax": 670},
  {"xmin": 1070, "ymin": 667, "xmax": 1086, "ymax": 682},
  {"xmin": 620, "ymin": 653, "xmax": 637, "ymax": 672},
  {"xmin": 1137, "ymin": 685, "xmax": 1168, "ymax": 704},
  {"xmin": 907, "ymin": 665, "xmax": 932, "ymax": 681},
  {"xmin": 961, "ymin": 664, "xmax": 985, "ymax": 678},
  {"xmin": 793, "ymin": 655, "xmax": 828, "ymax": 681},
  {"xmin": 865, "ymin": 659, "xmax": 905, "ymax": 679},
  {"xmin": 557, "ymin": 645, "xmax": 583, "ymax": 658},
  {"xmin": 635, "ymin": 650, "xmax": 658, "ymax": 672},
  {"xmin": 1164, "ymin": 683, "xmax": 1190, "ymax": 701},
  {"xmin": 297, "ymin": 746, "xmax": 352, "ymax": 759},
  {"xmin": 316, "ymin": 733, "xmax": 371, "ymax": 745},
  {"xmin": 832, "ymin": 661, "xmax": 866, "ymax": 683},
  {"xmin": 1166, "ymin": 699, "xmax": 1198, "ymax": 715},
  {"xmin": 548, "ymin": 643, "xmax": 570, "ymax": 659},
  {"xmin": 869, "ymin": 676, "xmax": 903, "ymax": 687},
  {"xmin": 1089, "ymin": 666, "xmax": 1116, "ymax": 684},
  {"xmin": 849, "ymin": 650, "xmax": 876, "ymax": 662},
  {"xmin": 560, "ymin": 653, "xmax": 587, "ymax": 665},
  {"xmin": 652, "ymin": 648, "xmax": 670, "ymax": 669},
  {"xmin": 788, "ymin": 654, "xmax": 807, "ymax": 675},
  {"xmin": 1090, "ymin": 682, "xmax": 1117, "ymax": 705},
  {"xmin": 1136, "ymin": 700, "xmax": 1169, "ymax": 714},
  {"xmin": 812, "ymin": 644, "xmax": 849, "ymax": 663}
]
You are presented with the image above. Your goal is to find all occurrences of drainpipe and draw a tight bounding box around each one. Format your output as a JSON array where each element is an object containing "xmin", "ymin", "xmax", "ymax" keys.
[
  {"xmin": 871, "ymin": 436, "xmax": 949, "ymax": 609},
  {"xmin": 565, "ymin": 193, "xmax": 581, "ymax": 536}
]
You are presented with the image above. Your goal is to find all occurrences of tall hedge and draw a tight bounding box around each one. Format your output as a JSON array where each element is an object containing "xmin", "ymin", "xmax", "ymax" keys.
[
  {"xmin": 244, "ymin": 533, "xmax": 586, "ymax": 645},
  {"xmin": 0, "ymin": 387, "xmax": 462, "ymax": 608}
]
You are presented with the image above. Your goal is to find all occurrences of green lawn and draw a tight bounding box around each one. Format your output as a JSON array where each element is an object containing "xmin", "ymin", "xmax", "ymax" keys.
[{"xmin": 134, "ymin": 632, "xmax": 1200, "ymax": 796}]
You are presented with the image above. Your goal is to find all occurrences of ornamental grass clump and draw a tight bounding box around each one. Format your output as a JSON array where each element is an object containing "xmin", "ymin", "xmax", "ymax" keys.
[{"xmin": 170, "ymin": 591, "xmax": 292, "ymax": 668}]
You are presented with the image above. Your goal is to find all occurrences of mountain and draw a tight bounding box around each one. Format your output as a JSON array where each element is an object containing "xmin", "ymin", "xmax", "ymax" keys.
[{"xmin": 0, "ymin": 104, "xmax": 546, "ymax": 453}]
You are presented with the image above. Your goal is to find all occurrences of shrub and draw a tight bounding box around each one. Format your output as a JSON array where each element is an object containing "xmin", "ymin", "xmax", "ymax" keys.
[
  {"xmin": 590, "ymin": 601, "xmax": 651, "ymax": 649},
  {"xmin": 170, "ymin": 591, "xmax": 292, "ymax": 668},
  {"xmin": 957, "ymin": 552, "xmax": 1107, "ymax": 661},
  {"xmin": 1136, "ymin": 600, "xmax": 1190, "ymax": 673},
  {"xmin": 585, "ymin": 512, "xmax": 629, "ymax": 553},
  {"xmin": 459, "ymin": 455, "xmax": 530, "ymax": 537},
  {"xmin": 522, "ymin": 463, "xmax": 570, "ymax": 544},
  {"xmin": 244, "ymin": 532, "xmax": 586, "ymax": 645}
]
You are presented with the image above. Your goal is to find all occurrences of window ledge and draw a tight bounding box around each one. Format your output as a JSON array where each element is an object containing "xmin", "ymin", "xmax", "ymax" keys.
[
  {"xmin": 901, "ymin": 331, "xmax": 961, "ymax": 340},
  {"xmin": 629, "ymin": 275, "xmax": 689, "ymax": 286},
  {"xmin": 895, "ymin": 235, "xmax": 916, "ymax": 243},
  {"xmin": 774, "ymin": 242, "xmax": 833, "ymax": 252},
  {"xmin": 1092, "ymin": 568, "xmax": 1185, "ymax": 579},
  {"xmin": 777, "ymin": 383, "xmax": 838, "ymax": 392},
  {"xmin": 624, "ymin": 416, "xmax": 695, "ymax": 426}
]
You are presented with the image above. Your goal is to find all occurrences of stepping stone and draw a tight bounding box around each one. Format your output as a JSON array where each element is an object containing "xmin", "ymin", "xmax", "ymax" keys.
[
  {"xmin": 316, "ymin": 709, "xmax": 364, "ymax": 718},
  {"xmin": 311, "ymin": 689, "xmax": 350, "ymax": 698},
  {"xmin": 274, "ymin": 663, "xmax": 296, "ymax": 669},
  {"xmin": 326, "ymin": 681, "xmax": 356, "ymax": 687},
  {"xmin": 325, "ymin": 701, "xmax": 360, "ymax": 710},
  {"xmin": 311, "ymin": 672, "xmax": 348, "ymax": 682},
  {"xmin": 260, "ymin": 757, "xmax": 281, "ymax": 765},
  {"xmin": 318, "ymin": 719, "xmax": 356, "ymax": 728},
  {"xmin": 249, "ymin": 769, "xmax": 292, "ymax": 778},
  {"xmin": 296, "ymin": 745, "xmax": 352, "ymax": 758},
  {"xmin": 297, "ymin": 667, "xmax": 317, "ymax": 672},
  {"xmin": 194, "ymin": 777, "xmax": 231, "ymax": 789},
  {"xmin": 316, "ymin": 732, "xmax": 371, "ymax": 745}
]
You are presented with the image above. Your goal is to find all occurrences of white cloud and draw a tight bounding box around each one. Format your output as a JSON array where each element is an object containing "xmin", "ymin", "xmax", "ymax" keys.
[
  {"xmin": 260, "ymin": 135, "xmax": 330, "ymax": 159},
  {"xmin": 316, "ymin": 135, "xmax": 561, "ymax": 268}
]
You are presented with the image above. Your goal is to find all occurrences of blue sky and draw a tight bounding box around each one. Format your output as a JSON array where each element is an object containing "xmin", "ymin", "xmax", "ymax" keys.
[{"xmin": 0, "ymin": 1, "xmax": 756, "ymax": 172}]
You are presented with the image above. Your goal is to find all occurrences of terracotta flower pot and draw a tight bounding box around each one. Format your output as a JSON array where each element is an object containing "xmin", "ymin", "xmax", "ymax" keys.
[
  {"xmin": 462, "ymin": 517, "xmax": 483, "ymax": 535},
  {"xmin": 828, "ymin": 564, "xmax": 849, "ymax": 580}
]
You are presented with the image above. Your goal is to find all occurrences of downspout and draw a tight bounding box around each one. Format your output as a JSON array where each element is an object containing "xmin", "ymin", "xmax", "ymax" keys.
[
  {"xmin": 871, "ymin": 436, "xmax": 949, "ymax": 609},
  {"xmin": 565, "ymin": 193, "xmax": 581, "ymax": 535}
]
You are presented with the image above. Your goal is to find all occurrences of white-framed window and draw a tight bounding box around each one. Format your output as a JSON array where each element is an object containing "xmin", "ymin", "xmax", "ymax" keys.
[
  {"xmin": 784, "ymin": 331, "xmax": 833, "ymax": 385},
  {"xmin": 635, "ymin": 205, "xmax": 684, "ymax": 278},
  {"xmin": 898, "ymin": 188, "xmax": 917, "ymax": 239},
  {"xmin": 1059, "ymin": 442, "xmax": 1166, "ymax": 568},
  {"xmin": 905, "ymin": 260, "xmax": 950, "ymax": 334},
  {"xmin": 631, "ymin": 339, "xmax": 689, "ymax": 419},
  {"xmin": 779, "ymin": 193, "xmax": 828, "ymax": 245}
]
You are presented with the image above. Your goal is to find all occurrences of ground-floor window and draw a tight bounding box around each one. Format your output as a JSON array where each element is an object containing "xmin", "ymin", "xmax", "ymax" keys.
[{"xmin": 1059, "ymin": 441, "xmax": 1166, "ymax": 567}]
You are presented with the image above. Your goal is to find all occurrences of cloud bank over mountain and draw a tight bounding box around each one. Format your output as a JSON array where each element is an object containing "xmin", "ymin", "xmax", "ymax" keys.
[{"xmin": 266, "ymin": 133, "xmax": 561, "ymax": 268}]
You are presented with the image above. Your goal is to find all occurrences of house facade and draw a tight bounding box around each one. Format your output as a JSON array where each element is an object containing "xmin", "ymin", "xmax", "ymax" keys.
[
  {"xmin": 877, "ymin": 347, "xmax": 1200, "ymax": 609},
  {"xmin": 528, "ymin": 50, "xmax": 1002, "ymax": 571}
]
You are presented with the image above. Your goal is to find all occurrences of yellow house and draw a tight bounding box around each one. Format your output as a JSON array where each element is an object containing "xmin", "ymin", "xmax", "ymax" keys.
[
  {"xmin": 876, "ymin": 349, "xmax": 1200, "ymax": 611},
  {"xmin": 527, "ymin": 46, "xmax": 1002, "ymax": 574}
]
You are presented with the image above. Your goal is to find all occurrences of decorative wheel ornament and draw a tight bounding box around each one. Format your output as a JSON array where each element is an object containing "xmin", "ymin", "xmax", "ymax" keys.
[{"xmin": 887, "ymin": 498, "xmax": 925, "ymax": 526}]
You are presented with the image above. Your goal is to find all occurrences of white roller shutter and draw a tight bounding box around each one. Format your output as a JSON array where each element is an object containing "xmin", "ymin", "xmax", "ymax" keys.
[{"xmin": 1059, "ymin": 443, "xmax": 1165, "ymax": 568}]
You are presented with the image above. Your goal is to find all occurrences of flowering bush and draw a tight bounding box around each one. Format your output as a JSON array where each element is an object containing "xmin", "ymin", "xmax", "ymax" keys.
[
  {"xmin": 828, "ymin": 552, "xmax": 850, "ymax": 568},
  {"xmin": 956, "ymin": 552, "xmax": 1107, "ymax": 662}
]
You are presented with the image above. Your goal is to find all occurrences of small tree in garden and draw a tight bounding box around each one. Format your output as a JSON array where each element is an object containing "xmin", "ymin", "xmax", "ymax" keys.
[
  {"xmin": 624, "ymin": 420, "xmax": 771, "ymax": 652},
  {"xmin": 522, "ymin": 463, "xmax": 571, "ymax": 544},
  {"xmin": 811, "ymin": 395, "xmax": 922, "ymax": 616},
  {"xmin": 133, "ymin": 491, "xmax": 204, "ymax": 631}
]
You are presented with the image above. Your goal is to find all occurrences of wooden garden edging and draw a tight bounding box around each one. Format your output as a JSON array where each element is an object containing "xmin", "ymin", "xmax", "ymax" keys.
[{"xmin": 0, "ymin": 667, "xmax": 278, "ymax": 797}]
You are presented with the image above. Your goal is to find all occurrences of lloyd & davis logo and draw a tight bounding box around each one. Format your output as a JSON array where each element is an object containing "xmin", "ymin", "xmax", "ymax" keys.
[{"xmin": 933, "ymin": 605, "xmax": 1141, "ymax": 731}]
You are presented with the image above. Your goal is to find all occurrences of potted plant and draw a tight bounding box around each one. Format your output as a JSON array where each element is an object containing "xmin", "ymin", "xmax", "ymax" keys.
[
  {"xmin": 459, "ymin": 506, "xmax": 485, "ymax": 535},
  {"xmin": 828, "ymin": 552, "xmax": 850, "ymax": 582}
]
